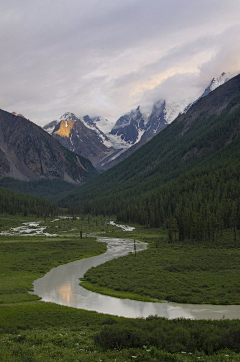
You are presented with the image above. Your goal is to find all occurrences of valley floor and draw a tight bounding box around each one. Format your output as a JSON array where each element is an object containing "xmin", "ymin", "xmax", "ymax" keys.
[
  {"xmin": 83, "ymin": 227, "xmax": 240, "ymax": 305},
  {"xmin": 1, "ymin": 215, "xmax": 240, "ymax": 361}
]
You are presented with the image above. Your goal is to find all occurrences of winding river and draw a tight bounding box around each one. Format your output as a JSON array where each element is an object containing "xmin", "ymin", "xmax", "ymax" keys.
[{"xmin": 33, "ymin": 235, "xmax": 240, "ymax": 320}]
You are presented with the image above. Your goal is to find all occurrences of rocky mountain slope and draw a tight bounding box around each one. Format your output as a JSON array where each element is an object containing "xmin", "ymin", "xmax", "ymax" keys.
[
  {"xmin": 0, "ymin": 109, "xmax": 96, "ymax": 183},
  {"xmin": 43, "ymin": 73, "xmax": 232, "ymax": 171},
  {"xmin": 97, "ymin": 72, "xmax": 232, "ymax": 170},
  {"xmin": 110, "ymin": 73, "xmax": 231, "ymax": 147},
  {"xmin": 110, "ymin": 106, "xmax": 147, "ymax": 145},
  {"xmin": 43, "ymin": 113, "xmax": 118, "ymax": 168},
  {"xmin": 109, "ymin": 101, "xmax": 171, "ymax": 147}
]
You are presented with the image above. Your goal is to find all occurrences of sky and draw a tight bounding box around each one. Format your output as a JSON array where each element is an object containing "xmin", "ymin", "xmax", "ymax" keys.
[{"xmin": 1, "ymin": 0, "xmax": 240, "ymax": 128}]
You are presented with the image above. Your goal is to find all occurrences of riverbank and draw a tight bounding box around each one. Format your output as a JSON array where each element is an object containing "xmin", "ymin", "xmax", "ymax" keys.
[
  {"xmin": 32, "ymin": 229, "xmax": 240, "ymax": 319},
  {"xmin": 83, "ymin": 227, "xmax": 240, "ymax": 305},
  {"xmin": 1, "ymin": 216, "xmax": 240, "ymax": 361},
  {"xmin": 80, "ymin": 280, "xmax": 158, "ymax": 302}
]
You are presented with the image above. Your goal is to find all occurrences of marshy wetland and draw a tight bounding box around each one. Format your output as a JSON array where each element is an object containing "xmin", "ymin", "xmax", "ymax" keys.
[{"xmin": 2, "ymin": 215, "xmax": 240, "ymax": 361}]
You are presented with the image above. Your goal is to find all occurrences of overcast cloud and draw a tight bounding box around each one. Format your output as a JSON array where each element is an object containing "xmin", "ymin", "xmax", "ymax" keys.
[{"xmin": 0, "ymin": 0, "xmax": 240, "ymax": 127}]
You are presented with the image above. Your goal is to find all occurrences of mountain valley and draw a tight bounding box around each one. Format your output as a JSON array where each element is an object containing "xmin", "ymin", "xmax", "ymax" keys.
[
  {"xmin": 1, "ymin": 73, "xmax": 240, "ymax": 362},
  {"xmin": 59, "ymin": 73, "xmax": 240, "ymax": 241},
  {"xmin": 2, "ymin": 2, "xmax": 240, "ymax": 361}
]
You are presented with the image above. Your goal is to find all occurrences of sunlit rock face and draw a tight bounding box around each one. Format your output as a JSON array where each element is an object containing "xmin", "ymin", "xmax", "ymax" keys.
[
  {"xmin": 53, "ymin": 120, "xmax": 75, "ymax": 138},
  {"xmin": 44, "ymin": 113, "xmax": 116, "ymax": 168}
]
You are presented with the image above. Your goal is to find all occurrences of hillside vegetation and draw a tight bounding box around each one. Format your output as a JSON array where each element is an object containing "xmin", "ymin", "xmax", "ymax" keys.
[
  {"xmin": 1, "ymin": 217, "xmax": 240, "ymax": 361},
  {"xmin": 0, "ymin": 178, "xmax": 77, "ymax": 199},
  {"xmin": 0, "ymin": 187, "xmax": 58, "ymax": 217},
  {"xmin": 60, "ymin": 75, "xmax": 240, "ymax": 241},
  {"xmin": 83, "ymin": 227, "xmax": 240, "ymax": 304}
]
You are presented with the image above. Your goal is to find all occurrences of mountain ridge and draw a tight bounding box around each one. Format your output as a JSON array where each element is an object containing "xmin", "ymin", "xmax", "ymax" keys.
[
  {"xmin": 45, "ymin": 113, "xmax": 116, "ymax": 168},
  {"xmin": 59, "ymin": 73, "xmax": 240, "ymax": 223},
  {"xmin": 0, "ymin": 109, "xmax": 96, "ymax": 183},
  {"xmin": 43, "ymin": 72, "xmax": 232, "ymax": 170}
]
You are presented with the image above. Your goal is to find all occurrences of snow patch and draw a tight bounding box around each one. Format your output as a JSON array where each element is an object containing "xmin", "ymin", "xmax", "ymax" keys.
[
  {"xmin": 80, "ymin": 117, "xmax": 112, "ymax": 148},
  {"xmin": 92, "ymin": 116, "xmax": 113, "ymax": 133},
  {"xmin": 60, "ymin": 112, "xmax": 78, "ymax": 121},
  {"xmin": 107, "ymin": 133, "xmax": 131, "ymax": 149},
  {"xmin": 208, "ymin": 72, "xmax": 230, "ymax": 92},
  {"xmin": 135, "ymin": 128, "xmax": 145, "ymax": 144},
  {"xmin": 44, "ymin": 125, "xmax": 56, "ymax": 134},
  {"xmin": 105, "ymin": 148, "xmax": 127, "ymax": 163},
  {"xmin": 165, "ymin": 99, "xmax": 193, "ymax": 123}
]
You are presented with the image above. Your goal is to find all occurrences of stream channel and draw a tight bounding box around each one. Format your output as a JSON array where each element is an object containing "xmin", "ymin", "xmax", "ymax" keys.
[{"xmin": 33, "ymin": 235, "xmax": 240, "ymax": 320}]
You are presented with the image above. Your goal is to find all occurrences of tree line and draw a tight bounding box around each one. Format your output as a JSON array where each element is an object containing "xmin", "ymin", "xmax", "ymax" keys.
[
  {"xmin": 74, "ymin": 142, "xmax": 240, "ymax": 242},
  {"xmin": 0, "ymin": 187, "xmax": 58, "ymax": 217},
  {"xmin": 62, "ymin": 97, "xmax": 240, "ymax": 242}
]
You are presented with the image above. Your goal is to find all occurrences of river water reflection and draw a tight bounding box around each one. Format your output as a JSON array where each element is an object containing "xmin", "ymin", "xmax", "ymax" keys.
[{"xmin": 33, "ymin": 236, "xmax": 240, "ymax": 320}]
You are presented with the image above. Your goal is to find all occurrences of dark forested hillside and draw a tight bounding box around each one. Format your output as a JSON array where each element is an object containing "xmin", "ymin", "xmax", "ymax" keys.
[
  {"xmin": 0, "ymin": 178, "xmax": 77, "ymax": 199},
  {"xmin": 60, "ymin": 74, "xmax": 240, "ymax": 240},
  {"xmin": 0, "ymin": 187, "xmax": 58, "ymax": 217}
]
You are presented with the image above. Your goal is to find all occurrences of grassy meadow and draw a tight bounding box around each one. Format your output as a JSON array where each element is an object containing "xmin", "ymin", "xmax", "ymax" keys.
[
  {"xmin": 1, "ymin": 215, "xmax": 240, "ymax": 361},
  {"xmin": 83, "ymin": 227, "xmax": 240, "ymax": 304}
]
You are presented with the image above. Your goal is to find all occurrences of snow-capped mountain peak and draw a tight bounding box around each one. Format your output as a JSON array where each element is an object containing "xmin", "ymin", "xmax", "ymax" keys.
[
  {"xmin": 80, "ymin": 115, "xmax": 95, "ymax": 127},
  {"xmin": 110, "ymin": 106, "xmax": 147, "ymax": 146},
  {"xmin": 42, "ymin": 71, "xmax": 233, "ymax": 170},
  {"xmin": 60, "ymin": 112, "xmax": 79, "ymax": 121},
  {"xmin": 80, "ymin": 115, "xmax": 113, "ymax": 148},
  {"xmin": 201, "ymin": 72, "xmax": 230, "ymax": 98},
  {"xmin": 208, "ymin": 72, "xmax": 230, "ymax": 92},
  {"xmin": 184, "ymin": 72, "xmax": 231, "ymax": 113}
]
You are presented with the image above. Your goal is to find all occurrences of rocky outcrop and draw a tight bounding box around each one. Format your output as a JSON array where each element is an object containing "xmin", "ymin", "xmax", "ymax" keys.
[
  {"xmin": 43, "ymin": 113, "xmax": 116, "ymax": 168},
  {"xmin": 0, "ymin": 109, "xmax": 96, "ymax": 183}
]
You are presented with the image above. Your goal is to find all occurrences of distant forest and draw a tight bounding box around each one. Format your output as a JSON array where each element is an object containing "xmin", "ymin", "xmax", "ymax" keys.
[
  {"xmin": 63, "ymin": 97, "xmax": 240, "ymax": 242},
  {"xmin": 0, "ymin": 187, "xmax": 58, "ymax": 217},
  {"xmin": 1, "ymin": 95, "xmax": 240, "ymax": 239}
]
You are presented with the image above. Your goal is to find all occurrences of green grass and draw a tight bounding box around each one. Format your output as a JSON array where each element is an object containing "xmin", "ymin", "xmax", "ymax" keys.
[
  {"xmin": 2, "ymin": 216, "xmax": 240, "ymax": 361},
  {"xmin": 0, "ymin": 215, "xmax": 38, "ymax": 232},
  {"xmin": 2, "ymin": 301, "xmax": 240, "ymax": 361},
  {"xmin": 83, "ymin": 226, "xmax": 240, "ymax": 304},
  {"xmin": 80, "ymin": 280, "xmax": 158, "ymax": 302},
  {"xmin": 0, "ymin": 236, "xmax": 106, "ymax": 304},
  {"xmin": 0, "ymin": 214, "xmax": 111, "ymax": 306},
  {"xmin": 41, "ymin": 214, "xmax": 119, "ymax": 236}
]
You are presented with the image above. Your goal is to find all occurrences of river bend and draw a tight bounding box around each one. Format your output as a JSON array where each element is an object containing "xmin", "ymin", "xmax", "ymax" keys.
[{"xmin": 33, "ymin": 236, "xmax": 240, "ymax": 320}]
